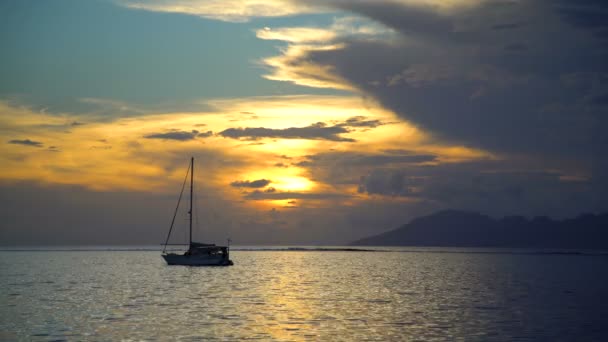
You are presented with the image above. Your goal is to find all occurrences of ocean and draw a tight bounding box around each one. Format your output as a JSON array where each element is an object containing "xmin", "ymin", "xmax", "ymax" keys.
[{"xmin": 1, "ymin": 247, "xmax": 608, "ymax": 341}]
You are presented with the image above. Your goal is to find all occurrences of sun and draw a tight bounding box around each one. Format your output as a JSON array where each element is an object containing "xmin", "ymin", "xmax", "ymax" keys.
[{"xmin": 274, "ymin": 176, "xmax": 314, "ymax": 191}]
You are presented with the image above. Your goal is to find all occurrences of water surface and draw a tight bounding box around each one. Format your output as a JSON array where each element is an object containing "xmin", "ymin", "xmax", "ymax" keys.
[{"xmin": 1, "ymin": 248, "xmax": 607, "ymax": 341}]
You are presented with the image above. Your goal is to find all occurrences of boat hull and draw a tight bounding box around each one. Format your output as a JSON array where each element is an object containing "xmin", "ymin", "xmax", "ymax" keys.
[{"xmin": 162, "ymin": 253, "xmax": 233, "ymax": 266}]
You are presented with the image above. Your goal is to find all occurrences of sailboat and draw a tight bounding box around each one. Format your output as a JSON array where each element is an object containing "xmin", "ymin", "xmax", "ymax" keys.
[{"xmin": 161, "ymin": 157, "xmax": 233, "ymax": 266}]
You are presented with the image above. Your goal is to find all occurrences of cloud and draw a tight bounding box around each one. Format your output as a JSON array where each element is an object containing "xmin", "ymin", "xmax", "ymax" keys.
[
  {"xmin": 256, "ymin": 16, "xmax": 392, "ymax": 43},
  {"xmin": 504, "ymin": 43, "xmax": 528, "ymax": 52},
  {"xmin": 120, "ymin": 0, "xmax": 486, "ymax": 24},
  {"xmin": 337, "ymin": 116, "xmax": 385, "ymax": 128},
  {"xmin": 258, "ymin": 17, "xmax": 394, "ymax": 91},
  {"xmin": 1, "ymin": 95, "xmax": 407, "ymax": 192},
  {"xmin": 230, "ymin": 179, "xmax": 271, "ymax": 188},
  {"xmin": 119, "ymin": 0, "xmax": 323, "ymax": 22},
  {"xmin": 4, "ymin": 1, "xmax": 608, "ymax": 247},
  {"xmin": 257, "ymin": 0, "xmax": 608, "ymax": 167},
  {"xmin": 257, "ymin": 27, "xmax": 337, "ymax": 43},
  {"xmin": 358, "ymin": 169, "xmax": 412, "ymax": 197},
  {"xmin": 294, "ymin": 150, "xmax": 438, "ymax": 190},
  {"xmin": 298, "ymin": 150, "xmax": 436, "ymax": 168},
  {"xmin": 8, "ymin": 139, "xmax": 43, "ymax": 147},
  {"xmin": 492, "ymin": 23, "xmax": 522, "ymax": 30},
  {"xmin": 415, "ymin": 162, "xmax": 597, "ymax": 218},
  {"xmin": 77, "ymin": 98, "xmax": 148, "ymax": 116},
  {"xmin": 588, "ymin": 92, "xmax": 608, "ymax": 106},
  {"xmin": 244, "ymin": 190, "xmax": 349, "ymax": 201},
  {"xmin": 261, "ymin": 43, "xmax": 355, "ymax": 90},
  {"xmin": 219, "ymin": 122, "xmax": 356, "ymax": 142},
  {"xmin": 144, "ymin": 130, "xmax": 200, "ymax": 141},
  {"xmin": 555, "ymin": 2, "xmax": 608, "ymax": 30},
  {"xmin": 352, "ymin": 158, "xmax": 598, "ymax": 218},
  {"xmin": 198, "ymin": 130, "xmax": 214, "ymax": 138}
]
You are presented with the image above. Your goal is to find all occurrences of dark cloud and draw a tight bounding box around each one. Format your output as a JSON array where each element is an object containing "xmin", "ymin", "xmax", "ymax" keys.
[
  {"xmin": 328, "ymin": 0, "xmax": 454, "ymax": 39},
  {"xmin": 299, "ymin": 151, "xmax": 436, "ymax": 169},
  {"xmin": 588, "ymin": 92, "xmax": 608, "ymax": 105},
  {"xmin": 144, "ymin": 130, "xmax": 199, "ymax": 141},
  {"xmin": 504, "ymin": 43, "xmax": 528, "ymax": 52},
  {"xmin": 282, "ymin": 0, "xmax": 608, "ymax": 165},
  {"xmin": 230, "ymin": 179, "xmax": 271, "ymax": 188},
  {"xmin": 219, "ymin": 122, "xmax": 355, "ymax": 142},
  {"xmin": 294, "ymin": 160, "xmax": 313, "ymax": 167},
  {"xmin": 492, "ymin": 23, "xmax": 522, "ymax": 30},
  {"xmin": 218, "ymin": 117, "xmax": 387, "ymax": 142},
  {"xmin": 345, "ymin": 154, "xmax": 436, "ymax": 166},
  {"xmin": 382, "ymin": 149, "xmax": 424, "ymax": 155},
  {"xmin": 293, "ymin": 151, "xmax": 438, "ymax": 193},
  {"xmin": 348, "ymin": 158, "xmax": 598, "ymax": 218},
  {"xmin": 556, "ymin": 4, "xmax": 608, "ymax": 30},
  {"xmin": 289, "ymin": 142, "xmax": 603, "ymax": 217},
  {"xmin": 197, "ymin": 130, "xmax": 214, "ymax": 138},
  {"xmin": 411, "ymin": 162, "xmax": 596, "ymax": 218},
  {"xmin": 8, "ymin": 139, "xmax": 43, "ymax": 147},
  {"xmin": 560, "ymin": 71, "xmax": 608, "ymax": 89},
  {"xmin": 594, "ymin": 28, "xmax": 608, "ymax": 40},
  {"xmin": 358, "ymin": 169, "xmax": 412, "ymax": 197},
  {"xmin": 338, "ymin": 116, "xmax": 384, "ymax": 128}
]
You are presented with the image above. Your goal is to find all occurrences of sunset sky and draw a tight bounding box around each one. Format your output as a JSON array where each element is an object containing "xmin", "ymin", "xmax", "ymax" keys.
[{"xmin": 1, "ymin": 0, "xmax": 607, "ymax": 245}]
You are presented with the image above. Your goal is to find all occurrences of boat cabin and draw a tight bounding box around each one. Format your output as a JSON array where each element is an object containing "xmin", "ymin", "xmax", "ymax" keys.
[{"xmin": 186, "ymin": 242, "xmax": 230, "ymax": 260}]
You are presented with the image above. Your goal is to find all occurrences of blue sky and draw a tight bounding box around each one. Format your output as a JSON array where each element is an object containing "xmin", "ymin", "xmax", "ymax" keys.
[{"xmin": 0, "ymin": 0, "xmax": 339, "ymax": 112}]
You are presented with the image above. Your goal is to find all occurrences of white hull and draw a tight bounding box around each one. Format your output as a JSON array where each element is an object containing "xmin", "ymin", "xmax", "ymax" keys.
[{"xmin": 162, "ymin": 253, "xmax": 233, "ymax": 266}]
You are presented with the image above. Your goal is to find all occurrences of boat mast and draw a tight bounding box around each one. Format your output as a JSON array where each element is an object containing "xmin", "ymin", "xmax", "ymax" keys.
[{"xmin": 189, "ymin": 157, "xmax": 194, "ymax": 246}]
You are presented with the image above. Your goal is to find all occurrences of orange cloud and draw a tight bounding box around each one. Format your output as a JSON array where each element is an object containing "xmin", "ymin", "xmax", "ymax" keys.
[{"xmin": 0, "ymin": 95, "xmax": 491, "ymax": 210}]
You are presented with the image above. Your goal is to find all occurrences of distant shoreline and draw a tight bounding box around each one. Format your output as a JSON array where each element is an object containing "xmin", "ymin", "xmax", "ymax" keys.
[{"xmin": 2, "ymin": 246, "xmax": 608, "ymax": 256}]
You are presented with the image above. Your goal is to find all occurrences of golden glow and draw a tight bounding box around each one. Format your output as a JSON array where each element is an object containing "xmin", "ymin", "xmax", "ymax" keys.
[
  {"xmin": 273, "ymin": 176, "xmax": 314, "ymax": 191},
  {"xmin": 256, "ymin": 27, "xmax": 337, "ymax": 43},
  {"xmin": 121, "ymin": 0, "xmax": 320, "ymax": 22},
  {"xmin": 262, "ymin": 44, "xmax": 355, "ymax": 91},
  {"xmin": 0, "ymin": 94, "xmax": 492, "ymax": 211}
]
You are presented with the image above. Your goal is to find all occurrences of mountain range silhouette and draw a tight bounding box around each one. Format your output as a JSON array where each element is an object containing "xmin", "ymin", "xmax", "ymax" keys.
[{"xmin": 351, "ymin": 210, "xmax": 608, "ymax": 248}]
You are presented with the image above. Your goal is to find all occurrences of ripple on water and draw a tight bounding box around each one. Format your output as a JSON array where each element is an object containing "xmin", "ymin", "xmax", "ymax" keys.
[{"xmin": 1, "ymin": 250, "xmax": 608, "ymax": 340}]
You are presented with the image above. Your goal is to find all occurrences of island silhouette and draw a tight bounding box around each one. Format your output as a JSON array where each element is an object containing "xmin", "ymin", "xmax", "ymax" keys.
[{"xmin": 351, "ymin": 210, "xmax": 608, "ymax": 249}]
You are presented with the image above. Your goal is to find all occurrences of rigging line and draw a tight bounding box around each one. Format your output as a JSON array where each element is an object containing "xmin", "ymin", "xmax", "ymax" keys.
[
  {"xmin": 162, "ymin": 161, "xmax": 191, "ymax": 254},
  {"xmin": 194, "ymin": 187, "xmax": 200, "ymax": 240}
]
